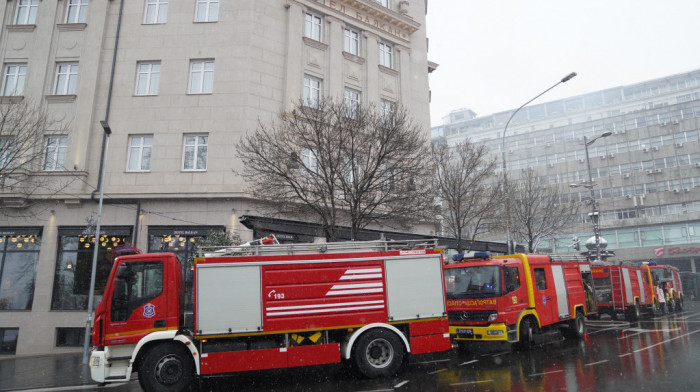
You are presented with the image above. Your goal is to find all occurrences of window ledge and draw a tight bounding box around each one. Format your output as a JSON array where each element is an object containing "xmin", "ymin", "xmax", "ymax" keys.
[
  {"xmin": 0, "ymin": 96, "xmax": 25, "ymax": 104},
  {"xmin": 46, "ymin": 95, "xmax": 77, "ymax": 103},
  {"xmin": 57, "ymin": 23, "xmax": 87, "ymax": 32},
  {"xmin": 378, "ymin": 65, "xmax": 399, "ymax": 76},
  {"xmin": 6, "ymin": 24, "xmax": 36, "ymax": 32},
  {"xmin": 342, "ymin": 51, "xmax": 365, "ymax": 65},
  {"xmin": 303, "ymin": 37, "xmax": 328, "ymax": 51}
]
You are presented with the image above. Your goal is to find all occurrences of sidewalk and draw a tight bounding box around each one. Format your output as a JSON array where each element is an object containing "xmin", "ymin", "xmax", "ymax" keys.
[{"xmin": 0, "ymin": 352, "xmax": 96, "ymax": 391}]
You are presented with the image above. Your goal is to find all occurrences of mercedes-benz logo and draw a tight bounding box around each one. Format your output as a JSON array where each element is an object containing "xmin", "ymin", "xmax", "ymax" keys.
[{"xmin": 460, "ymin": 312, "xmax": 469, "ymax": 321}]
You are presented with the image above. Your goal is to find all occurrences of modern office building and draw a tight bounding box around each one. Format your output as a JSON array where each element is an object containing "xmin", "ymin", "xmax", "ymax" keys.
[
  {"xmin": 433, "ymin": 69, "xmax": 700, "ymax": 274},
  {"xmin": 0, "ymin": 0, "xmax": 434, "ymax": 355}
]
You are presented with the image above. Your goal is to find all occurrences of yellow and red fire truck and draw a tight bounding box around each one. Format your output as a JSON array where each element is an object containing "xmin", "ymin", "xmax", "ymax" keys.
[
  {"xmin": 89, "ymin": 239, "xmax": 450, "ymax": 391},
  {"xmin": 643, "ymin": 261, "xmax": 685, "ymax": 312},
  {"xmin": 444, "ymin": 252, "xmax": 596, "ymax": 349}
]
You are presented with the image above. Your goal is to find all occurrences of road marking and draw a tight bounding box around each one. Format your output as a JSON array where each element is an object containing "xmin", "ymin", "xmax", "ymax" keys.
[
  {"xmin": 449, "ymin": 380, "xmax": 493, "ymax": 386},
  {"xmin": 585, "ymin": 360, "xmax": 609, "ymax": 366},
  {"xmin": 632, "ymin": 329, "xmax": 700, "ymax": 353},
  {"xmin": 459, "ymin": 359, "xmax": 478, "ymax": 366},
  {"xmin": 491, "ymin": 351, "xmax": 510, "ymax": 357},
  {"xmin": 10, "ymin": 383, "xmax": 127, "ymax": 392},
  {"xmin": 393, "ymin": 380, "xmax": 409, "ymax": 388},
  {"xmin": 619, "ymin": 332, "xmax": 642, "ymax": 339},
  {"xmin": 528, "ymin": 369, "xmax": 564, "ymax": 377},
  {"xmin": 416, "ymin": 358, "xmax": 451, "ymax": 364},
  {"xmin": 587, "ymin": 326, "xmax": 622, "ymax": 335},
  {"xmin": 428, "ymin": 368, "xmax": 448, "ymax": 375}
]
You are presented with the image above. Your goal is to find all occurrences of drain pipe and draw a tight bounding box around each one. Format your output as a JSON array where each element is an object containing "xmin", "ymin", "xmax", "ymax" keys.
[{"xmin": 90, "ymin": 0, "xmax": 140, "ymax": 243}]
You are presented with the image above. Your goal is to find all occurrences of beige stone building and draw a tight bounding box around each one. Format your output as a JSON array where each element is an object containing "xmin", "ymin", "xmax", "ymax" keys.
[{"xmin": 0, "ymin": 0, "xmax": 434, "ymax": 355}]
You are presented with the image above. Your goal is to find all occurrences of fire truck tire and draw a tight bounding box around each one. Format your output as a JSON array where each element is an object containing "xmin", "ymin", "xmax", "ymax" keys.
[
  {"xmin": 676, "ymin": 298, "xmax": 684, "ymax": 312},
  {"xmin": 515, "ymin": 318, "xmax": 535, "ymax": 350},
  {"xmin": 651, "ymin": 301, "xmax": 663, "ymax": 317},
  {"xmin": 565, "ymin": 312, "xmax": 586, "ymax": 339},
  {"xmin": 352, "ymin": 329, "xmax": 405, "ymax": 378},
  {"xmin": 668, "ymin": 298, "xmax": 677, "ymax": 312},
  {"xmin": 139, "ymin": 342, "xmax": 195, "ymax": 392}
]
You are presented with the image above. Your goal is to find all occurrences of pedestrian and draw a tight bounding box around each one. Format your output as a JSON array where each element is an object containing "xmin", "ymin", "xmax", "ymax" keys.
[{"xmin": 656, "ymin": 283, "xmax": 667, "ymax": 314}]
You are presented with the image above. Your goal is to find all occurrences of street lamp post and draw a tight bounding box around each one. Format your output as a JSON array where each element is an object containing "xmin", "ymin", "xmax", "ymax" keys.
[
  {"xmin": 82, "ymin": 121, "xmax": 112, "ymax": 364},
  {"xmin": 501, "ymin": 72, "xmax": 577, "ymax": 253},
  {"xmin": 570, "ymin": 131, "xmax": 612, "ymax": 262}
]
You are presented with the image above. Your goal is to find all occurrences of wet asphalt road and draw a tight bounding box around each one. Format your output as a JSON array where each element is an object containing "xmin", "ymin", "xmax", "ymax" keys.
[{"xmin": 14, "ymin": 302, "xmax": 700, "ymax": 392}]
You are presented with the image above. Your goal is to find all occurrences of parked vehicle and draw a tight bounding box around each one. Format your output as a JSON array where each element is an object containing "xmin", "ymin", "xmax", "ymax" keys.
[
  {"xmin": 89, "ymin": 239, "xmax": 450, "ymax": 392},
  {"xmin": 643, "ymin": 262, "xmax": 685, "ymax": 312},
  {"xmin": 680, "ymin": 271, "xmax": 700, "ymax": 301},
  {"xmin": 444, "ymin": 253, "xmax": 596, "ymax": 350},
  {"xmin": 591, "ymin": 263, "xmax": 655, "ymax": 320}
]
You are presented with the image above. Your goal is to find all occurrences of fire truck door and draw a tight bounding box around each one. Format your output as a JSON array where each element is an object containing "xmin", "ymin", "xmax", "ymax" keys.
[
  {"xmin": 622, "ymin": 268, "xmax": 633, "ymax": 305},
  {"xmin": 636, "ymin": 270, "xmax": 646, "ymax": 303},
  {"xmin": 532, "ymin": 267, "xmax": 558, "ymax": 325},
  {"xmin": 105, "ymin": 260, "xmax": 168, "ymax": 345},
  {"xmin": 551, "ymin": 265, "xmax": 570, "ymax": 319}
]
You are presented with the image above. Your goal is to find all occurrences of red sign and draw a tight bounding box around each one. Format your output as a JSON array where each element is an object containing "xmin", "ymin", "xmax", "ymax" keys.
[{"xmin": 653, "ymin": 246, "xmax": 700, "ymax": 257}]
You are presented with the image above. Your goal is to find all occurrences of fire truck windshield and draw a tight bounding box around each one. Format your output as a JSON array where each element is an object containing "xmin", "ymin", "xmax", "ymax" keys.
[{"xmin": 444, "ymin": 266, "xmax": 501, "ymax": 299}]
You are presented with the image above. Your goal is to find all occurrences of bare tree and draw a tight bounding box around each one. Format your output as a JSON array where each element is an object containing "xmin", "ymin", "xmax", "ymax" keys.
[
  {"xmin": 431, "ymin": 139, "xmax": 501, "ymax": 252},
  {"xmin": 237, "ymin": 98, "xmax": 433, "ymax": 241},
  {"xmin": 508, "ymin": 169, "xmax": 580, "ymax": 252},
  {"xmin": 0, "ymin": 99, "xmax": 73, "ymax": 217}
]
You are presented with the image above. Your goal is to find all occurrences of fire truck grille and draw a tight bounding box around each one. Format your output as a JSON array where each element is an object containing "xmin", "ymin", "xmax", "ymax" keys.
[{"xmin": 448, "ymin": 310, "xmax": 493, "ymax": 322}]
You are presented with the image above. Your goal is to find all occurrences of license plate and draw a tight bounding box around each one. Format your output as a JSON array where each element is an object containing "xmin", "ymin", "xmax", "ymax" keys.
[{"xmin": 456, "ymin": 328, "xmax": 473, "ymax": 337}]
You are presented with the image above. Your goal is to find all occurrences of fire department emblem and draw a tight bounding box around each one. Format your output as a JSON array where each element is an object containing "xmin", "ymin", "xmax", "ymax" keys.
[{"xmin": 143, "ymin": 303, "xmax": 156, "ymax": 318}]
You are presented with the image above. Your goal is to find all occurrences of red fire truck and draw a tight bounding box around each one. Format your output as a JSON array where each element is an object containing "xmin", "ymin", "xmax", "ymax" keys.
[
  {"xmin": 645, "ymin": 262, "xmax": 685, "ymax": 312},
  {"xmin": 444, "ymin": 253, "xmax": 596, "ymax": 349},
  {"xmin": 89, "ymin": 239, "xmax": 450, "ymax": 391},
  {"xmin": 591, "ymin": 263, "xmax": 656, "ymax": 320}
]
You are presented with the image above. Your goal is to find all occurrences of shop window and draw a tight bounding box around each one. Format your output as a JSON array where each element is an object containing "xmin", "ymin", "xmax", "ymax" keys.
[
  {"xmin": 51, "ymin": 227, "xmax": 131, "ymax": 311},
  {"xmin": 0, "ymin": 230, "xmax": 41, "ymax": 310},
  {"xmin": 56, "ymin": 328, "xmax": 85, "ymax": 347},
  {"xmin": 0, "ymin": 328, "xmax": 18, "ymax": 354}
]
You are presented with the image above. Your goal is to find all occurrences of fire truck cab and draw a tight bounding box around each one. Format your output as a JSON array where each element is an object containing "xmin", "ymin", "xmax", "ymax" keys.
[
  {"xmin": 444, "ymin": 253, "xmax": 596, "ymax": 349},
  {"xmin": 645, "ymin": 262, "xmax": 684, "ymax": 312}
]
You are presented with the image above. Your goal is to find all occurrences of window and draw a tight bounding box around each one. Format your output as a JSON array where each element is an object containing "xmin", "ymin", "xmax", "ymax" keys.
[
  {"xmin": 54, "ymin": 63, "xmax": 79, "ymax": 95},
  {"xmin": 0, "ymin": 137, "xmax": 11, "ymax": 169},
  {"xmin": 56, "ymin": 328, "xmax": 85, "ymax": 347},
  {"xmin": 379, "ymin": 42, "xmax": 393, "ymax": 68},
  {"xmin": 375, "ymin": 0, "xmax": 390, "ymax": 7},
  {"xmin": 344, "ymin": 28, "xmax": 359, "ymax": 55},
  {"xmin": 2, "ymin": 64, "xmax": 26, "ymax": 96},
  {"xmin": 182, "ymin": 134, "xmax": 208, "ymax": 170},
  {"xmin": 188, "ymin": 60, "xmax": 214, "ymax": 94},
  {"xmin": 304, "ymin": 12, "xmax": 322, "ymax": 41},
  {"xmin": 135, "ymin": 61, "xmax": 160, "ymax": 95},
  {"xmin": 144, "ymin": 0, "xmax": 168, "ymax": 24},
  {"xmin": 534, "ymin": 268, "xmax": 547, "ymax": 290},
  {"xmin": 43, "ymin": 136, "xmax": 67, "ymax": 171},
  {"xmin": 503, "ymin": 266, "xmax": 521, "ymax": 294},
  {"xmin": 380, "ymin": 99, "xmax": 395, "ymax": 125},
  {"xmin": 51, "ymin": 228, "xmax": 131, "ymax": 310},
  {"xmin": 111, "ymin": 261, "xmax": 163, "ymax": 322},
  {"xmin": 0, "ymin": 328, "xmax": 18, "ymax": 354},
  {"xmin": 127, "ymin": 135, "xmax": 153, "ymax": 171},
  {"xmin": 15, "ymin": 0, "xmax": 38, "ymax": 25},
  {"xmin": 303, "ymin": 75, "xmax": 321, "ymax": 108},
  {"xmin": 65, "ymin": 0, "xmax": 88, "ymax": 23},
  {"xmin": 301, "ymin": 148, "xmax": 318, "ymax": 173},
  {"xmin": 0, "ymin": 230, "xmax": 41, "ymax": 310},
  {"xmin": 195, "ymin": 0, "xmax": 218, "ymax": 22},
  {"xmin": 344, "ymin": 88, "xmax": 360, "ymax": 118}
]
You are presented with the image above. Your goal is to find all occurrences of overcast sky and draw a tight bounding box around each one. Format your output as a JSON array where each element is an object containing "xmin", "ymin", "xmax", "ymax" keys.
[{"xmin": 426, "ymin": 0, "xmax": 700, "ymax": 126}]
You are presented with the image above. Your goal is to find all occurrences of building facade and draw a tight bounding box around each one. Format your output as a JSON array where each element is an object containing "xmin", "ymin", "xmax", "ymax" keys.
[
  {"xmin": 434, "ymin": 69, "xmax": 700, "ymax": 274},
  {"xmin": 0, "ymin": 0, "xmax": 434, "ymax": 355}
]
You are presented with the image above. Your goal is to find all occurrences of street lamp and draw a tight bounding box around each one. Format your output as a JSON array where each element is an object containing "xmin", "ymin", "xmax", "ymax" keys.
[
  {"xmin": 570, "ymin": 131, "xmax": 612, "ymax": 262},
  {"xmin": 82, "ymin": 121, "xmax": 112, "ymax": 364},
  {"xmin": 501, "ymin": 72, "xmax": 577, "ymax": 253}
]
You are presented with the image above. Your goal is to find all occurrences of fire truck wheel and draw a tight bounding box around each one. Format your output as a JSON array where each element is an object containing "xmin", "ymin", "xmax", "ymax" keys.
[
  {"xmin": 651, "ymin": 301, "xmax": 663, "ymax": 317},
  {"xmin": 139, "ymin": 342, "xmax": 195, "ymax": 392},
  {"xmin": 565, "ymin": 312, "xmax": 586, "ymax": 339},
  {"xmin": 515, "ymin": 318, "xmax": 535, "ymax": 350},
  {"xmin": 352, "ymin": 329, "xmax": 405, "ymax": 378},
  {"xmin": 668, "ymin": 298, "xmax": 677, "ymax": 312},
  {"xmin": 676, "ymin": 298, "xmax": 684, "ymax": 312}
]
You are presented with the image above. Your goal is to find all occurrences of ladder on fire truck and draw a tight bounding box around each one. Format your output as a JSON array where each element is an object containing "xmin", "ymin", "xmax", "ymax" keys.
[
  {"xmin": 610, "ymin": 267, "xmax": 625, "ymax": 310},
  {"xmin": 197, "ymin": 236, "xmax": 440, "ymax": 257}
]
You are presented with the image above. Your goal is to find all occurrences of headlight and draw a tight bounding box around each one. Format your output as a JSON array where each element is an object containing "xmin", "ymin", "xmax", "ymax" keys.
[
  {"xmin": 89, "ymin": 356, "xmax": 101, "ymax": 367},
  {"xmin": 487, "ymin": 330, "xmax": 504, "ymax": 335},
  {"xmin": 487, "ymin": 313, "xmax": 498, "ymax": 322}
]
